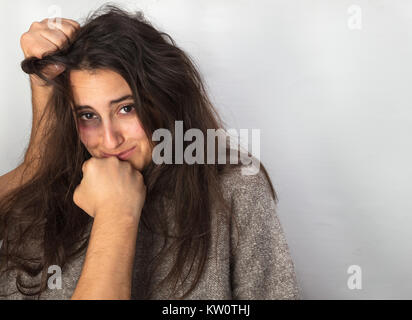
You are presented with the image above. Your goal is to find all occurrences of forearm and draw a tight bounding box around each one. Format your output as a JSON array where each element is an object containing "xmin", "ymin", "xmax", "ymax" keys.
[
  {"xmin": 21, "ymin": 17, "xmax": 79, "ymax": 166},
  {"xmin": 1, "ymin": 76, "xmax": 55, "ymax": 190},
  {"xmin": 24, "ymin": 75, "xmax": 54, "ymax": 167},
  {"xmin": 0, "ymin": 164, "xmax": 29, "ymax": 199},
  {"xmin": 71, "ymin": 212, "xmax": 139, "ymax": 300}
]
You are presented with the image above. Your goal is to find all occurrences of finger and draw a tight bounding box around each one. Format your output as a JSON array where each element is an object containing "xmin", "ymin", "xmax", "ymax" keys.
[
  {"xmin": 73, "ymin": 185, "xmax": 81, "ymax": 206},
  {"xmin": 40, "ymin": 64, "xmax": 65, "ymax": 80},
  {"xmin": 39, "ymin": 27, "xmax": 68, "ymax": 50},
  {"xmin": 82, "ymin": 161, "xmax": 88, "ymax": 173},
  {"xmin": 60, "ymin": 19, "xmax": 79, "ymax": 40},
  {"xmin": 36, "ymin": 35, "xmax": 59, "ymax": 59},
  {"xmin": 63, "ymin": 18, "xmax": 81, "ymax": 29},
  {"xmin": 25, "ymin": 34, "xmax": 58, "ymax": 59},
  {"xmin": 47, "ymin": 20, "xmax": 77, "ymax": 43}
]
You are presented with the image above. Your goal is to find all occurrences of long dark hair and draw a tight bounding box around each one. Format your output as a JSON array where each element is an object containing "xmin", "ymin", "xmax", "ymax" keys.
[{"xmin": 0, "ymin": 4, "xmax": 277, "ymax": 299}]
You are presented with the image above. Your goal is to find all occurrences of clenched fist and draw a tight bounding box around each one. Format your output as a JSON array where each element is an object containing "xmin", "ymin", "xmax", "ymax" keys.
[
  {"xmin": 20, "ymin": 17, "xmax": 80, "ymax": 84},
  {"xmin": 73, "ymin": 157, "xmax": 146, "ymax": 221}
]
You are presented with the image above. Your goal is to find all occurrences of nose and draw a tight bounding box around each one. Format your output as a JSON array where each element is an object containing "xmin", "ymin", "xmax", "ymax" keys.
[{"xmin": 101, "ymin": 120, "xmax": 125, "ymax": 151}]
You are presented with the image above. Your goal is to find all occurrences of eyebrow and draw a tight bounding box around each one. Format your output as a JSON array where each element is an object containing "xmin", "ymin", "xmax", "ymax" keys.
[{"xmin": 74, "ymin": 94, "xmax": 134, "ymax": 111}]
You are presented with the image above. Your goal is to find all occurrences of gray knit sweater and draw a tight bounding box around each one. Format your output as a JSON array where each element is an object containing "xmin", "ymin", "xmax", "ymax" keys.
[{"xmin": 1, "ymin": 164, "xmax": 300, "ymax": 299}]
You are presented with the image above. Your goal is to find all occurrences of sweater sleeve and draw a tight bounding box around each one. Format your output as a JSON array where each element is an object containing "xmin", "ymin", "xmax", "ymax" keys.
[{"xmin": 228, "ymin": 166, "xmax": 300, "ymax": 299}]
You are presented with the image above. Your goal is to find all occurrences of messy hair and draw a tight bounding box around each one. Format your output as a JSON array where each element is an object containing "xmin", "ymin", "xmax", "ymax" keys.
[{"xmin": 0, "ymin": 4, "xmax": 276, "ymax": 299}]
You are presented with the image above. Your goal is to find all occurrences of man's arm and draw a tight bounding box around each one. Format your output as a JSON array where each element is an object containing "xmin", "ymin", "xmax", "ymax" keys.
[{"xmin": 71, "ymin": 212, "xmax": 139, "ymax": 300}]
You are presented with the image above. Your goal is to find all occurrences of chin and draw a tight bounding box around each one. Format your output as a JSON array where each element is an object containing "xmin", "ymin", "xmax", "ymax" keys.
[{"xmin": 129, "ymin": 158, "xmax": 146, "ymax": 171}]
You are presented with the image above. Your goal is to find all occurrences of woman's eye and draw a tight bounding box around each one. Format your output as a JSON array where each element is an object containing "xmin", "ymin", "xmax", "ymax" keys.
[
  {"xmin": 120, "ymin": 105, "xmax": 135, "ymax": 114},
  {"xmin": 76, "ymin": 105, "xmax": 135, "ymax": 122},
  {"xmin": 78, "ymin": 113, "xmax": 96, "ymax": 121}
]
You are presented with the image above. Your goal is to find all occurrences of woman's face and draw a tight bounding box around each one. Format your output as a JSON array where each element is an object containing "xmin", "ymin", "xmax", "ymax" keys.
[{"xmin": 70, "ymin": 68, "xmax": 152, "ymax": 171}]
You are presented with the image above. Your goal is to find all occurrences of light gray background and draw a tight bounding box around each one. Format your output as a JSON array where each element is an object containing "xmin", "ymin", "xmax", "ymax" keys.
[{"xmin": 1, "ymin": 0, "xmax": 411, "ymax": 299}]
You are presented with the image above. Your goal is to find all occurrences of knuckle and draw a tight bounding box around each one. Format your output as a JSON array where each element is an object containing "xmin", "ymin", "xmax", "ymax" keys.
[
  {"xmin": 70, "ymin": 19, "xmax": 80, "ymax": 27},
  {"xmin": 61, "ymin": 23, "xmax": 76, "ymax": 38},
  {"xmin": 65, "ymin": 18, "xmax": 80, "ymax": 26},
  {"xmin": 57, "ymin": 38, "xmax": 66, "ymax": 48},
  {"xmin": 89, "ymin": 158, "xmax": 98, "ymax": 167},
  {"xmin": 32, "ymin": 48, "xmax": 44, "ymax": 58},
  {"xmin": 67, "ymin": 24, "xmax": 76, "ymax": 35},
  {"xmin": 73, "ymin": 189, "xmax": 79, "ymax": 204},
  {"xmin": 20, "ymin": 32, "xmax": 30, "ymax": 44},
  {"xmin": 92, "ymin": 160, "xmax": 100, "ymax": 168},
  {"xmin": 59, "ymin": 32, "xmax": 69, "ymax": 44},
  {"xmin": 31, "ymin": 21, "xmax": 41, "ymax": 29},
  {"xmin": 20, "ymin": 32, "xmax": 28, "ymax": 41}
]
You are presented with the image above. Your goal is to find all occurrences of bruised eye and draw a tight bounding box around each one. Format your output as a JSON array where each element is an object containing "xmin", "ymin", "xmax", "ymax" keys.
[{"xmin": 77, "ymin": 112, "xmax": 96, "ymax": 121}]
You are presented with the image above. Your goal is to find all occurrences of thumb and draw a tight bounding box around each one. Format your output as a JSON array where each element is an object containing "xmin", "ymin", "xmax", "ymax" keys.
[
  {"xmin": 53, "ymin": 63, "xmax": 65, "ymax": 73},
  {"xmin": 41, "ymin": 63, "xmax": 65, "ymax": 80}
]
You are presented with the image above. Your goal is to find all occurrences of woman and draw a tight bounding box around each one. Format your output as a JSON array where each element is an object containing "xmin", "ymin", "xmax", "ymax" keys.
[{"xmin": 0, "ymin": 4, "xmax": 299, "ymax": 299}]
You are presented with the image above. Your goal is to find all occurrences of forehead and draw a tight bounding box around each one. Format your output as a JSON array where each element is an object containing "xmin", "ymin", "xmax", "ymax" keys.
[{"xmin": 70, "ymin": 69, "xmax": 132, "ymax": 105}]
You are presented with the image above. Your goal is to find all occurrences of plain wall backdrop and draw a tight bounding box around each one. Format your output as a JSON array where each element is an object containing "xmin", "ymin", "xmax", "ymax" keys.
[{"xmin": 1, "ymin": 0, "xmax": 412, "ymax": 299}]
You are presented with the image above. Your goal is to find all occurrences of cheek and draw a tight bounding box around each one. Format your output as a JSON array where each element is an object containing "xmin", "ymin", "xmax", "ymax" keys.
[
  {"xmin": 78, "ymin": 124, "xmax": 99, "ymax": 148},
  {"xmin": 129, "ymin": 118, "xmax": 148, "ymax": 140},
  {"xmin": 130, "ymin": 120, "xmax": 152, "ymax": 157},
  {"xmin": 76, "ymin": 118, "xmax": 149, "ymax": 146}
]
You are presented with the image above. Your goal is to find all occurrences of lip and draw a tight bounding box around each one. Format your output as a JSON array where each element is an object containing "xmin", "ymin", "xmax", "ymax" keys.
[{"xmin": 103, "ymin": 146, "xmax": 136, "ymax": 160}]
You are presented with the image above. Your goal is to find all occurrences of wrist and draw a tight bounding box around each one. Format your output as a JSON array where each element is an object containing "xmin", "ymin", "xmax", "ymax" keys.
[
  {"xmin": 29, "ymin": 74, "xmax": 50, "ymax": 88},
  {"xmin": 94, "ymin": 207, "xmax": 141, "ymax": 228}
]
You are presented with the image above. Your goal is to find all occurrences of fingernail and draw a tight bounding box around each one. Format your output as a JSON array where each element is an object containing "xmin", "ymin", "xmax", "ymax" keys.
[{"xmin": 54, "ymin": 64, "xmax": 64, "ymax": 71}]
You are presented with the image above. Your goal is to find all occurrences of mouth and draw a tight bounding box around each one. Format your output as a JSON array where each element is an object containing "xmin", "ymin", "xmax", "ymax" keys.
[{"xmin": 102, "ymin": 146, "xmax": 136, "ymax": 160}]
